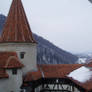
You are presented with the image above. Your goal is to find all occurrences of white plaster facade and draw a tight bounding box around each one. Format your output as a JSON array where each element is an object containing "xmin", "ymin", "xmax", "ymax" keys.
[
  {"xmin": 0, "ymin": 43, "xmax": 37, "ymax": 74},
  {"xmin": 0, "ymin": 69, "xmax": 22, "ymax": 92},
  {"xmin": 0, "ymin": 42, "xmax": 37, "ymax": 92}
]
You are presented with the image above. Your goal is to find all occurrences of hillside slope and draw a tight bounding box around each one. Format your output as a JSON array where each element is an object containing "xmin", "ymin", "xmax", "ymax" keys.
[
  {"xmin": 0, "ymin": 14, "xmax": 78, "ymax": 64},
  {"xmin": 0, "ymin": 14, "xmax": 6, "ymax": 34}
]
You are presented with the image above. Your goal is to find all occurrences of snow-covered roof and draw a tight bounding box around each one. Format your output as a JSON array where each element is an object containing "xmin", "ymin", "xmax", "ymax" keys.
[{"xmin": 68, "ymin": 66, "xmax": 92, "ymax": 83}]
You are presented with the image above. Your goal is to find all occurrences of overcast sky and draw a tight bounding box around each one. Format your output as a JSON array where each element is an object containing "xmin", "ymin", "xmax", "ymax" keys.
[{"xmin": 0, "ymin": 0, "xmax": 92, "ymax": 53}]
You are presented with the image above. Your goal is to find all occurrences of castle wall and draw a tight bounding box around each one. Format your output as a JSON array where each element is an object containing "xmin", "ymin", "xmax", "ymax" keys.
[
  {"xmin": 0, "ymin": 43, "xmax": 37, "ymax": 74},
  {"xmin": 34, "ymin": 84, "xmax": 80, "ymax": 92},
  {"xmin": 0, "ymin": 69, "xmax": 22, "ymax": 92}
]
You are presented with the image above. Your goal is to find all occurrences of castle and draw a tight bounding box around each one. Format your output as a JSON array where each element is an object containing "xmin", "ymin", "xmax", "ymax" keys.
[
  {"xmin": 0, "ymin": 0, "xmax": 37, "ymax": 91},
  {"xmin": 0, "ymin": 0, "xmax": 92, "ymax": 92}
]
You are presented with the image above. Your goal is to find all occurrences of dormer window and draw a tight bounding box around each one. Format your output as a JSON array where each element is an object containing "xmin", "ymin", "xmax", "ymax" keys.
[
  {"xmin": 12, "ymin": 69, "xmax": 17, "ymax": 75},
  {"xmin": 20, "ymin": 52, "xmax": 25, "ymax": 59}
]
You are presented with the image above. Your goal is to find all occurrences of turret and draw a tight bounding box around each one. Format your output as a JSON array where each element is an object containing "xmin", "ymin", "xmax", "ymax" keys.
[{"xmin": 0, "ymin": 0, "xmax": 37, "ymax": 74}]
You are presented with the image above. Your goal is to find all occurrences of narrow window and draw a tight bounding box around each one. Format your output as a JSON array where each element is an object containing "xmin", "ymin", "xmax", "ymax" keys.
[
  {"xmin": 20, "ymin": 52, "xmax": 25, "ymax": 59},
  {"xmin": 12, "ymin": 69, "xmax": 17, "ymax": 75}
]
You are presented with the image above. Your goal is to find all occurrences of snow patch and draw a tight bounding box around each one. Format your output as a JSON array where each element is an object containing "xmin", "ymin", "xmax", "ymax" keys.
[
  {"xmin": 68, "ymin": 66, "xmax": 92, "ymax": 83},
  {"xmin": 77, "ymin": 58, "xmax": 86, "ymax": 64}
]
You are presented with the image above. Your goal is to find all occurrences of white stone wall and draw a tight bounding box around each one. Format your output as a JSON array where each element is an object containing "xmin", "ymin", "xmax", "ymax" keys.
[
  {"xmin": 0, "ymin": 69, "xmax": 22, "ymax": 92},
  {"xmin": 35, "ymin": 84, "xmax": 80, "ymax": 92},
  {"xmin": 0, "ymin": 43, "xmax": 37, "ymax": 74}
]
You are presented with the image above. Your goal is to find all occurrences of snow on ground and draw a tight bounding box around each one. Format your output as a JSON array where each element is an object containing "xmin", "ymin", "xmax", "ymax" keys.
[
  {"xmin": 77, "ymin": 58, "xmax": 87, "ymax": 64},
  {"xmin": 68, "ymin": 66, "xmax": 92, "ymax": 83}
]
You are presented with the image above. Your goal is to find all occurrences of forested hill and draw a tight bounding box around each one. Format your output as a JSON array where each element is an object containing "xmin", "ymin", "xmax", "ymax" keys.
[
  {"xmin": 0, "ymin": 14, "xmax": 6, "ymax": 34},
  {"xmin": 0, "ymin": 14, "xmax": 78, "ymax": 64}
]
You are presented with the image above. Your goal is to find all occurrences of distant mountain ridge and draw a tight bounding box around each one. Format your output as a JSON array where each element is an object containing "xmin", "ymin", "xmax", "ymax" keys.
[
  {"xmin": 0, "ymin": 14, "xmax": 6, "ymax": 34},
  {"xmin": 0, "ymin": 14, "xmax": 78, "ymax": 64},
  {"xmin": 89, "ymin": 0, "xmax": 92, "ymax": 3}
]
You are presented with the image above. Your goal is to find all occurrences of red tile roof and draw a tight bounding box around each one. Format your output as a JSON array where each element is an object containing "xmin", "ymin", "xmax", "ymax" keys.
[
  {"xmin": 24, "ymin": 69, "xmax": 42, "ymax": 82},
  {"xmin": 0, "ymin": 52, "xmax": 24, "ymax": 69},
  {"xmin": 0, "ymin": 69, "xmax": 9, "ymax": 78},
  {"xmin": 24, "ymin": 64, "xmax": 92, "ymax": 91},
  {"xmin": 0, "ymin": 0, "xmax": 36, "ymax": 43},
  {"xmin": 24, "ymin": 64, "xmax": 83, "ymax": 82},
  {"xmin": 40, "ymin": 64, "xmax": 83, "ymax": 78},
  {"xmin": 67, "ymin": 76, "xmax": 92, "ymax": 91}
]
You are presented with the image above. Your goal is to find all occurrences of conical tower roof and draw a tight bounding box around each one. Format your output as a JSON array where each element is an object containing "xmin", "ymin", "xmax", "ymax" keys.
[{"xmin": 0, "ymin": 0, "xmax": 36, "ymax": 43}]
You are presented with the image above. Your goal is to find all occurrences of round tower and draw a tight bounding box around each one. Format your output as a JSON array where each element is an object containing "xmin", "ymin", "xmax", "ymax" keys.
[{"xmin": 0, "ymin": 0, "xmax": 37, "ymax": 74}]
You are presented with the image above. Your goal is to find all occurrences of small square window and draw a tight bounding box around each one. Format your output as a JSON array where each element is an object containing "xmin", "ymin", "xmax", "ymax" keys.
[
  {"xmin": 12, "ymin": 69, "xmax": 17, "ymax": 75},
  {"xmin": 20, "ymin": 52, "xmax": 25, "ymax": 59}
]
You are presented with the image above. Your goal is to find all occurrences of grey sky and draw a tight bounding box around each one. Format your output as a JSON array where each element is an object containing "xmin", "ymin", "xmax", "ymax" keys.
[{"xmin": 0, "ymin": 0, "xmax": 92, "ymax": 53}]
